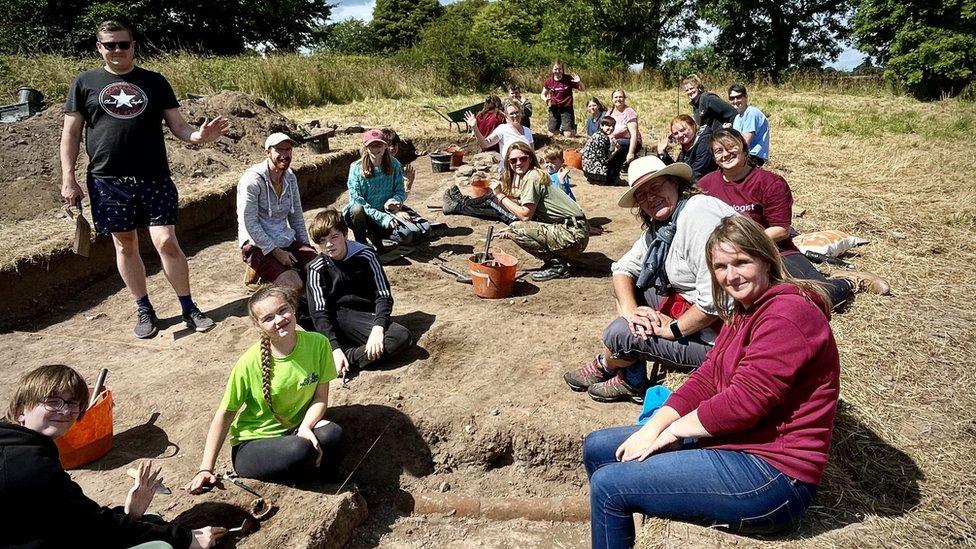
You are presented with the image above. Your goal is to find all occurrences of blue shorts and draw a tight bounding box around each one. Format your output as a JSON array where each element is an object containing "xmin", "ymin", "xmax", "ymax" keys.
[{"xmin": 87, "ymin": 175, "xmax": 179, "ymax": 235}]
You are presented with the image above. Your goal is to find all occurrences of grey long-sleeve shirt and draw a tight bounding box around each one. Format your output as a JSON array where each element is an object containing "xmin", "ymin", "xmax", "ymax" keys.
[{"xmin": 236, "ymin": 161, "xmax": 310, "ymax": 254}]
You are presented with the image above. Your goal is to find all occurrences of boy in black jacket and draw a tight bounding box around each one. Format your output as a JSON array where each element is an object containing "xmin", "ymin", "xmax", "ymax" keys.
[{"xmin": 306, "ymin": 209, "xmax": 412, "ymax": 375}]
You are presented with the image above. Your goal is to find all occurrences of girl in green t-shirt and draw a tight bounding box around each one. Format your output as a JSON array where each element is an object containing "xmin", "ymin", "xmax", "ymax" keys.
[{"xmin": 184, "ymin": 286, "xmax": 342, "ymax": 492}]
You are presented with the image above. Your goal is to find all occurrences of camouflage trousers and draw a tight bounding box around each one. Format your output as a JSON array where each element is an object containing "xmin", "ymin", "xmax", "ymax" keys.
[{"xmin": 507, "ymin": 218, "xmax": 589, "ymax": 260}]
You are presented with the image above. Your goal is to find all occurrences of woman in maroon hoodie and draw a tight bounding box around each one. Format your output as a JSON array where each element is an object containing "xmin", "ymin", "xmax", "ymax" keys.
[{"xmin": 584, "ymin": 215, "xmax": 840, "ymax": 548}]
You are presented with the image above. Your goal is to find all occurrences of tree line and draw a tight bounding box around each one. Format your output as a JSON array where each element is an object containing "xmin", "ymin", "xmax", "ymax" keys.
[{"xmin": 0, "ymin": 0, "xmax": 971, "ymax": 99}]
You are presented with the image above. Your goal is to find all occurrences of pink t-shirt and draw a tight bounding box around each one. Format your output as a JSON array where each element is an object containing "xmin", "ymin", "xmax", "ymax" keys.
[
  {"xmin": 543, "ymin": 75, "xmax": 581, "ymax": 108},
  {"xmin": 606, "ymin": 106, "xmax": 641, "ymax": 143},
  {"xmin": 698, "ymin": 167, "xmax": 800, "ymax": 255}
]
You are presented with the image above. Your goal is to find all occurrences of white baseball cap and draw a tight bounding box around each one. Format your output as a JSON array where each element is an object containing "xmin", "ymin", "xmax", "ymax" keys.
[{"xmin": 265, "ymin": 132, "xmax": 297, "ymax": 150}]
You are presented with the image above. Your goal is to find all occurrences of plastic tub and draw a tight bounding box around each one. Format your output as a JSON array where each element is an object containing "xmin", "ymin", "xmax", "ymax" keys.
[
  {"xmin": 563, "ymin": 148, "xmax": 583, "ymax": 169},
  {"xmin": 470, "ymin": 178, "xmax": 490, "ymax": 198},
  {"xmin": 56, "ymin": 387, "xmax": 114, "ymax": 469},
  {"xmin": 468, "ymin": 252, "xmax": 519, "ymax": 299},
  {"xmin": 430, "ymin": 152, "xmax": 453, "ymax": 173}
]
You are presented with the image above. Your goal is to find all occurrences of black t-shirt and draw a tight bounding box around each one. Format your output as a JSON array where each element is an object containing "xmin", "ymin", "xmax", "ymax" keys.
[
  {"xmin": 691, "ymin": 92, "xmax": 737, "ymax": 132},
  {"xmin": 65, "ymin": 66, "xmax": 179, "ymax": 177}
]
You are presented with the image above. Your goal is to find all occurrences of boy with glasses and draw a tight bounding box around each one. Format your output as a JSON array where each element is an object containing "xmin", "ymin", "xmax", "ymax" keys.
[
  {"xmin": 60, "ymin": 20, "xmax": 229, "ymax": 339},
  {"xmin": 728, "ymin": 83, "xmax": 770, "ymax": 166}
]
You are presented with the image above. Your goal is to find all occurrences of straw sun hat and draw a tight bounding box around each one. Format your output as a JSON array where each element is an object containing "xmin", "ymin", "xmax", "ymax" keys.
[{"xmin": 617, "ymin": 156, "xmax": 693, "ymax": 208}]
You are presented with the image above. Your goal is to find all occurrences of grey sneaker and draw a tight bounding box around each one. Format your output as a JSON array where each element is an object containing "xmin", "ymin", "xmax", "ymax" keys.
[
  {"xmin": 587, "ymin": 373, "xmax": 644, "ymax": 404},
  {"xmin": 183, "ymin": 307, "xmax": 216, "ymax": 333},
  {"xmin": 564, "ymin": 355, "xmax": 613, "ymax": 391},
  {"xmin": 134, "ymin": 307, "xmax": 159, "ymax": 339}
]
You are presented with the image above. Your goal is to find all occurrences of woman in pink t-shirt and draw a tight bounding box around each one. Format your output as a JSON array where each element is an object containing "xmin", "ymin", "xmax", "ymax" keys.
[{"xmin": 604, "ymin": 89, "xmax": 642, "ymax": 185}]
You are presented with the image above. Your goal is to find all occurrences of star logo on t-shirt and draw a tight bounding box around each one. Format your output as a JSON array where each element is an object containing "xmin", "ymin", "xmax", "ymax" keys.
[{"xmin": 98, "ymin": 81, "xmax": 148, "ymax": 119}]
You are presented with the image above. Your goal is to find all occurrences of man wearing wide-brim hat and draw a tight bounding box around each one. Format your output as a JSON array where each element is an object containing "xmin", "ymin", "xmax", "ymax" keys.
[{"xmin": 564, "ymin": 156, "xmax": 737, "ymax": 403}]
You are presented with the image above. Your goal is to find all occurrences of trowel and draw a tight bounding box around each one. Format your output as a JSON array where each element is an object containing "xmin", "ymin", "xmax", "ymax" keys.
[{"xmin": 65, "ymin": 205, "xmax": 92, "ymax": 257}]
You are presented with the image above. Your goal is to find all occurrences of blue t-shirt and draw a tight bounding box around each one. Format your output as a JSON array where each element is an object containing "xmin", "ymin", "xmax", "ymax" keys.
[
  {"xmin": 732, "ymin": 106, "xmax": 770, "ymax": 160},
  {"xmin": 549, "ymin": 171, "xmax": 576, "ymax": 201}
]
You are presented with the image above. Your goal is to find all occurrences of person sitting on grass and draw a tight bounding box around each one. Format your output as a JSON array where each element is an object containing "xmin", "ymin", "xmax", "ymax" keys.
[
  {"xmin": 699, "ymin": 128, "xmax": 889, "ymax": 307},
  {"xmin": 540, "ymin": 145, "xmax": 576, "ymax": 201},
  {"xmin": 727, "ymin": 83, "xmax": 770, "ymax": 166},
  {"xmin": 2, "ymin": 364, "xmax": 225, "ymax": 548},
  {"xmin": 493, "ymin": 142, "xmax": 589, "ymax": 281},
  {"xmin": 185, "ymin": 285, "xmax": 344, "ymax": 493},
  {"xmin": 563, "ymin": 156, "xmax": 735, "ymax": 403},
  {"xmin": 508, "ymin": 83, "xmax": 533, "ymax": 128},
  {"xmin": 581, "ymin": 116, "xmax": 617, "ymax": 184},
  {"xmin": 656, "ymin": 114, "xmax": 716, "ymax": 183},
  {"xmin": 584, "ymin": 215, "xmax": 840, "ymax": 547},
  {"xmin": 342, "ymin": 129, "xmax": 411, "ymax": 252},
  {"xmin": 306, "ymin": 209, "xmax": 413, "ymax": 376},
  {"xmin": 382, "ymin": 128, "xmax": 416, "ymax": 200},
  {"xmin": 237, "ymin": 132, "xmax": 317, "ymax": 292}
]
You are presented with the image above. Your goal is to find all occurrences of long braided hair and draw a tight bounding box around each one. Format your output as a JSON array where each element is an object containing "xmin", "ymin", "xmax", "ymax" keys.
[{"xmin": 247, "ymin": 284, "xmax": 299, "ymax": 427}]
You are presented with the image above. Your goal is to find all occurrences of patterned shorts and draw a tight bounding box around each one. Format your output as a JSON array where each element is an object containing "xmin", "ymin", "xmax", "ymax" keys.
[{"xmin": 87, "ymin": 175, "xmax": 179, "ymax": 235}]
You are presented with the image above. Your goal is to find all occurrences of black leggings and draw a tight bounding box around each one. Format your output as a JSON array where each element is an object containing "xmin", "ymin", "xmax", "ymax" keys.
[
  {"xmin": 337, "ymin": 308, "xmax": 412, "ymax": 369},
  {"xmin": 606, "ymin": 139, "xmax": 642, "ymax": 185},
  {"xmin": 232, "ymin": 420, "xmax": 344, "ymax": 482},
  {"xmin": 782, "ymin": 253, "xmax": 854, "ymax": 309}
]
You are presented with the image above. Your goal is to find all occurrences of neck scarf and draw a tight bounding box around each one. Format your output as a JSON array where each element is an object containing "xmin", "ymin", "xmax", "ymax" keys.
[{"xmin": 635, "ymin": 197, "xmax": 690, "ymax": 294}]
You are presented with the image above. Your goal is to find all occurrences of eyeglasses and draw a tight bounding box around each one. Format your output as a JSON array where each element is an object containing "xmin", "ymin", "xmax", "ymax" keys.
[
  {"xmin": 509, "ymin": 156, "xmax": 530, "ymax": 165},
  {"xmin": 99, "ymin": 41, "xmax": 132, "ymax": 51},
  {"xmin": 41, "ymin": 397, "xmax": 82, "ymax": 414}
]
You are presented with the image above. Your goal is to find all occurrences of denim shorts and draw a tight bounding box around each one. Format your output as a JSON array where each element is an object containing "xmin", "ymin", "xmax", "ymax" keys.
[{"xmin": 87, "ymin": 175, "xmax": 178, "ymax": 235}]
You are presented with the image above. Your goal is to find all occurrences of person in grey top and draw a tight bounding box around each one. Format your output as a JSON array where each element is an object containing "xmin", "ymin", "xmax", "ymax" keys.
[{"xmin": 237, "ymin": 133, "xmax": 317, "ymax": 292}]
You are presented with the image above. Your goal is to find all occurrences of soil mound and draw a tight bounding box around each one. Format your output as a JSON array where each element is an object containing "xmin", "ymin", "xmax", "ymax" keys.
[{"xmin": 0, "ymin": 91, "xmax": 298, "ymax": 224}]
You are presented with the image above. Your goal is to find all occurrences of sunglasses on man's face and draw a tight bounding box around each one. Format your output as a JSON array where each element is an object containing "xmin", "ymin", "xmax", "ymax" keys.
[
  {"xmin": 728, "ymin": 94, "xmax": 745, "ymax": 100},
  {"xmin": 99, "ymin": 41, "xmax": 132, "ymax": 51}
]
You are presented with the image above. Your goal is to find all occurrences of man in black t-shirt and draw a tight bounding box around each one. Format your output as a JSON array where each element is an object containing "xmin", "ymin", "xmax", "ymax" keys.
[{"xmin": 60, "ymin": 20, "xmax": 229, "ymax": 339}]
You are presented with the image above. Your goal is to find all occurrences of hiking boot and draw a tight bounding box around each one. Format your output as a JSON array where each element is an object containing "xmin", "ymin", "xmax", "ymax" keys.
[
  {"xmin": 183, "ymin": 307, "xmax": 216, "ymax": 333},
  {"xmin": 831, "ymin": 269, "xmax": 891, "ymax": 295},
  {"xmin": 134, "ymin": 307, "xmax": 159, "ymax": 339},
  {"xmin": 564, "ymin": 355, "xmax": 612, "ymax": 391},
  {"xmin": 531, "ymin": 259, "xmax": 569, "ymax": 282},
  {"xmin": 587, "ymin": 373, "xmax": 644, "ymax": 404}
]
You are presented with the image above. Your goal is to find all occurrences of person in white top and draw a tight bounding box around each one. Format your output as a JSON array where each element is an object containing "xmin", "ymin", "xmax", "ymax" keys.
[
  {"xmin": 562, "ymin": 156, "xmax": 736, "ymax": 404},
  {"xmin": 465, "ymin": 100, "xmax": 534, "ymax": 175}
]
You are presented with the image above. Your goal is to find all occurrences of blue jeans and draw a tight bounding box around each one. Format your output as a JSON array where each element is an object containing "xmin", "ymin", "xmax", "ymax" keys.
[{"xmin": 584, "ymin": 426, "xmax": 816, "ymax": 549}]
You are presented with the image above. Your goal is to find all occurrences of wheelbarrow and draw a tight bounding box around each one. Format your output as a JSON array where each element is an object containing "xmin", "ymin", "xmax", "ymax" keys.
[{"xmin": 423, "ymin": 102, "xmax": 484, "ymax": 133}]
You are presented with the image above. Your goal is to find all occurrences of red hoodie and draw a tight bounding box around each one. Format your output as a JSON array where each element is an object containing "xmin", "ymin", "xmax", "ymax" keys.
[{"xmin": 664, "ymin": 283, "xmax": 840, "ymax": 484}]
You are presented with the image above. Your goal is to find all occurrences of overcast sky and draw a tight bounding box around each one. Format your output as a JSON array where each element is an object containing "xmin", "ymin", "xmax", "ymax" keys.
[{"xmin": 329, "ymin": 0, "xmax": 865, "ymax": 70}]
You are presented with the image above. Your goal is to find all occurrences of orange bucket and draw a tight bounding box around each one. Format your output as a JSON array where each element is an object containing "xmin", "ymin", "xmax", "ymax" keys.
[
  {"xmin": 468, "ymin": 252, "xmax": 519, "ymax": 299},
  {"xmin": 563, "ymin": 148, "xmax": 583, "ymax": 169},
  {"xmin": 470, "ymin": 178, "xmax": 490, "ymax": 198},
  {"xmin": 446, "ymin": 144, "xmax": 465, "ymax": 167},
  {"xmin": 56, "ymin": 387, "xmax": 114, "ymax": 469}
]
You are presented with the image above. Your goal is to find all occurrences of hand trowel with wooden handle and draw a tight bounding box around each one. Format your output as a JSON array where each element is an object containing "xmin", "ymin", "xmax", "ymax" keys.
[{"xmin": 65, "ymin": 205, "xmax": 92, "ymax": 257}]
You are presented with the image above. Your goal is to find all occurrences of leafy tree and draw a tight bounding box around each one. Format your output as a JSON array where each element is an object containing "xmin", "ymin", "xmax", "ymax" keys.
[
  {"xmin": 852, "ymin": 0, "xmax": 976, "ymax": 98},
  {"xmin": 692, "ymin": 0, "xmax": 851, "ymax": 79},
  {"xmin": 314, "ymin": 18, "xmax": 379, "ymax": 54},
  {"xmin": 0, "ymin": 0, "xmax": 332, "ymax": 55},
  {"xmin": 471, "ymin": 0, "xmax": 544, "ymax": 44},
  {"xmin": 660, "ymin": 45, "xmax": 730, "ymax": 81},
  {"xmin": 371, "ymin": 0, "xmax": 444, "ymax": 52}
]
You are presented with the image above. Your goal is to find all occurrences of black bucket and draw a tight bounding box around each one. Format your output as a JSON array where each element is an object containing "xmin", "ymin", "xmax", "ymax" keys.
[
  {"xmin": 16, "ymin": 87, "xmax": 43, "ymax": 111},
  {"xmin": 430, "ymin": 152, "xmax": 452, "ymax": 173}
]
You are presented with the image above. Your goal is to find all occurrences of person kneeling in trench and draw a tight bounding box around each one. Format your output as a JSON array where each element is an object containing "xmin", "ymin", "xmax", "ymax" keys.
[
  {"xmin": 493, "ymin": 142, "xmax": 589, "ymax": 282},
  {"xmin": 185, "ymin": 286, "xmax": 344, "ymax": 492},
  {"xmin": 305, "ymin": 209, "xmax": 412, "ymax": 375},
  {"xmin": 237, "ymin": 132, "xmax": 318, "ymax": 292}
]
